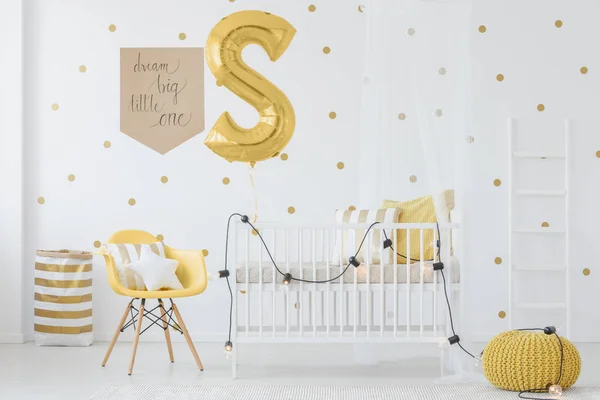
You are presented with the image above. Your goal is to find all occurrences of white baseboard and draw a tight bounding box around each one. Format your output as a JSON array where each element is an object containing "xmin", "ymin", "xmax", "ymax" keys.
[{"xmin": 0, "ymin": 333, "xmax": 25, "ymax": 344}]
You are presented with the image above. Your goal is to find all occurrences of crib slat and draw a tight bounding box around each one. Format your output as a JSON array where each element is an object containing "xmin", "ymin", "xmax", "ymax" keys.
[
  {"xmin": 406, "ymin": 228, "xmax": 411, "ymax": 337},
  {"xmin": 433, "ymin": 227, "xmax": 438, "ymax": 336},
  {"xmin": 312, "ymin": 228, "xmax": 317, "ymax": 337},
  {"xmin": 258, "ymin": 229, "xmax": 263, "ymax": 338},
  {"xmin": 354, "ymin": 229, "xmax": 362, "ymax": 338},
  {"xmin": 366, "ymin": 229, "xmax": 371, "ymax": 338},
  {"xmin": 444, "ymin": 227, "xmax": 452, "ymax": 337},
  {"xmin": 285, "ymin": 229, "xmax": 290, "ymax": 338},
  {"xmin": 380, "ymin": 228, "xmax": 384, "ymax": 337},
  {"xmin": 339, "ymin": 228, "xmax": 344, "ymax": 337},
  {"xmin": 419, "ymin": 228, "xmax": 424, "ymax": 337},
  {"xmin": 272, "ymin": 229, "xmax": 276, "ymax": 337},
  {"xmin": 298, "ymin": 229, "xmax": 303, "ymax": 337},
  {"xmin": 326, "ymin": 229, "xmax": 331, "ymax": 337},
  {"xmin": 393, "ymin": 229, "xmax": 398, "ymax": 338},
  {"xmin": 245, "ymin": 229, "xmax": 250, "ymax": 337}
]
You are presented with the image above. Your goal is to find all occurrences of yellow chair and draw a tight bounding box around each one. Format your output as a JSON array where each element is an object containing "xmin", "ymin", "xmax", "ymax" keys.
[{"xmin": 100, "ymin": 230, "xmax": 207, "ymax": 375}]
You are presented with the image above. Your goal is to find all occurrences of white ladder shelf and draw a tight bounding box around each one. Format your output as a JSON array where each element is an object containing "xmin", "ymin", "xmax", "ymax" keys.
[{"xmin": 507, "ymin": 118, "xmax": 570, "ymax": 337}]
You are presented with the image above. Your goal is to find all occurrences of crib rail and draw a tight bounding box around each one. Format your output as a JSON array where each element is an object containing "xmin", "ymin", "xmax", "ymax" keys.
[{"xmin": 231, "ymin": 222, "xmax": 460, "ymax": 343}]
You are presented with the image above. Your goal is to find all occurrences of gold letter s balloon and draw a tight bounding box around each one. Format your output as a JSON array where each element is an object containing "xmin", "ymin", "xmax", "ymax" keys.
[{"xmin": 205, "ymin": 11, "xmax": 296, "ymax": 163}]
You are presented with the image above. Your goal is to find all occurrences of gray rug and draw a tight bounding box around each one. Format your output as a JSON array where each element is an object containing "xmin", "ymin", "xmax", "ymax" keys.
[{"xmin": 90, "ymin": 384, "xmax": 600, "ymax": 399}]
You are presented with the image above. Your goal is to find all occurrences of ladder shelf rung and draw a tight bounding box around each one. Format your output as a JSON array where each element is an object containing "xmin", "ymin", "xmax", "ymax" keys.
[
  {"xmin": 512, "ymin": 151, "xmax": 565, "ymax": 159},
  {"xmin": 514, "ymin": 190, "xmax": 566, "ymax": 196},
  {"xmin": 514, "ymin": 302, "xmax": 566, "ymax": 310},
  {"xmin": 513, "ymin": 228, "xmax": 566, "ymax": 234},
  {"xmin": 512, "ymin": 264, "xmax": 566, "ymax": 272}
]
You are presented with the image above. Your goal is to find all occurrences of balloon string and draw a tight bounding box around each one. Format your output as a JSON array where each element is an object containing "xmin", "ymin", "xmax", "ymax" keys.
[{"xmin": 248, "ymin": 165, "xmax": 258, "ymax": 224}]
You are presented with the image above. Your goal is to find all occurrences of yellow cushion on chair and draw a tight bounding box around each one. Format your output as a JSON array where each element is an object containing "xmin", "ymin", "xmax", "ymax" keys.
[
  {"xmin": 482, "ymin": 330, "xmax": 581, "ymax": 391},
  {"xmin": 102, "ymin": 230, "xmax": 207, "ymax": 299}
]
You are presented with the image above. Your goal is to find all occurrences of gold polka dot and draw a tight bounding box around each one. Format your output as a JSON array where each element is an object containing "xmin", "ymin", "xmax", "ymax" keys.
[
  {"xmin": 93, "ymin": 240, "xmax": 101, "ymax": 248},
  {"xmin": 498, "ymin": 310, "xmax": 506, "ymax": 319},
  {"xmin": 322, "ymin": 46, "xmax": 331, "ymax": 55},
  {"xmin": 406, "ymin": 28, "xmax": 415, "ymax": 36},
  {"xmin": 537, "ymin": 104, "xmax": 545, "ymax": 112},
  {"xmin": 329, "ymin": 111, "xmax": 337, "ymax": 119},
  {"xmin": 541, "ymin": 222, "xmax": 550, "ymax": 227},
  {"xmin": 496, "ymin": 74, "xmax": 504, "ymax": 82},
  {"xmin": 596, "ymin": 150, "xmax": 600, "ymax": 158},
  {"xmin": 434, "ymin": 109, "xmax": 443, "ymax": 117},
  {"xmin": 467, "ymin": 136, "xmax": 475, "ymax": 144},
  {"xmin": 494, "ymin": 257, "xmax": 502, "ymax": 265},
  {"xmin": 108, "ymin": 24, "xmax": 116, "ymax": 32},
  {"xmin": 160, "ymin": 176, "xmax": 168, "ymax": 184},
  {"xmin": 240, "ymin": 290, "xmax": 246, "ymax": 294},
  {"xmin": 103, "ymin": 141, "xmax": 111, "ymax": 148},
  {"xmin": 179, "ymin": 33, "xmax": 186, "ymax": 40},
  {"xmin": 229, "ymin": 0, "xmax": 235, "ymax": 2},
  {"xmin": 128, "ymin": 198, "xmax": 136, "ymax": 206},
  {"xmin": 294, "ymin": 302, "xmax": 300, "ymax": 309},
  {"xmin": 280, "ymin": 153, "xmax": 288, "ymax": 161},
  {"xmin": 202, "ymin": 249, "xmax": 209, "ymax": 257},
  {"xmin": 555, "ymin": 20, "xmax": 563, "ymax": 28},
  {"xmin": 581, "ymin": 66, "xmax": 588, "ymax": 75},
  {"xmin": 583, "ymin": 268, "xmax": 591, "ymax": 276},
  {"xmin": 251, "ymin": 229, "xmax": 259, "ymax": 236},
  {"xmin": 222, "ymin": 177, "xmax": 230, "ymax": 185},
  {"xmin": 337, "ymin": 162, "xmax": 345, "ymax": 170},
  {"xmin": 288, "ymin": 206, "xmax": 296, "ymax": 214},
  {"xmin": 68, "ymin": 174, "xmax": 75, "ymax": 182},
  {"xmin": 439, "ymin": 67, "xmax": 447, "ymax": 75},
  {"xmin": 216, "ymin": 80, "xmax": 223, "ymax": 87},
  {"xmin": 494, "ymin": 179, "xmax": 502, "ymax": 187},
  {"xmin": 308, "ymin": 4, "xmax": 316, "ymax": 12},
  {"xmin": 156, "ymin": 234, "xmax": 164, "ymax": 241},
  {"xmin": 79, "ymin": 65, "xmax": 87, "ymax": 73},
  {"xmin": 409, "ymin": 175, "xmax": 417, "ymax": 183},
  {"xmin": 51, "ymin": 103, "xmax": 59, "ymax": 111},
  {"xmin": 398, "ymin": 113, "xmax": 406, "ymax": 120},
  {"xmin": 37, "ymin": 197, "xmax": 45, "ymax": 205},
  {"xmin": 478, "ymin": 25, "xmax": 487, "ymax": 33},
  {"xmin": 358, "ymin": 5, "xmax": 365, "ymax": 12},
  {"xmin": 348, "ymin": 205, "xmax": 356, "ymax": 211}
]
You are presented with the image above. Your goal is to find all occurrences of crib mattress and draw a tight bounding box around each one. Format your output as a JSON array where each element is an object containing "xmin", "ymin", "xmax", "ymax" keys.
[{"xmin": 235, "ymin": 257, "xmax": 460, "ymax": 284}]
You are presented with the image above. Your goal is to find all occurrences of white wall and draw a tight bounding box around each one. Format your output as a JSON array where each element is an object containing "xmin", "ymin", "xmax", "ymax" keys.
[
  {"xmin": 19, "ymin": 0, "xmax": 366, "ymax": 342},
  {"xmin": 6, "ymin": 0, "xmax": 600, "ymax": 344},
  {"xmin": 0, "ymin": 0, "xmax": 24, "ymax": 343}
]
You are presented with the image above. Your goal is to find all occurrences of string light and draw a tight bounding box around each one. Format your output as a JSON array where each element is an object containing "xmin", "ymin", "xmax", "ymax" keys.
[
  {"xmin": 223, "ymin": 341, "xmax": 233, "ymax": 358},
  {"xmin": 283, "ymin": 273, "xmax": 292, "ymax": 285},
  {"xmin": 548, "ymin": 384, "xmax": 563, "ymax": 398}
]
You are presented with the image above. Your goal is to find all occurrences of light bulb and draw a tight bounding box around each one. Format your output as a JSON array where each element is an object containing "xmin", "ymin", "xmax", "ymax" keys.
[
  {"xmin": 283, "ymin": 273, "xmax": 292, "ymax": 285},
  {"xmin": 223, "ymin": 341, "xmax": 233, "ymax": 359},
  {"xmin": 548, "ymin": 384, "xmax": 562, "ymax": 398}
]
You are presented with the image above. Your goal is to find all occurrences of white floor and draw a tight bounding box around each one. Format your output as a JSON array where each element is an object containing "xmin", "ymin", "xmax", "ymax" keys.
[{"xmin": 1, "ymin": 341, "xmax": 599, "ymax": 400}]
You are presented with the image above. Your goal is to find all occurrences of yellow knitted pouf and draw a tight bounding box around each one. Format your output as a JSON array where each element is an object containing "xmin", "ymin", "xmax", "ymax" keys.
[{"xmin": 482, "ymin": 330, "xmax": 581, "ymax": 392}]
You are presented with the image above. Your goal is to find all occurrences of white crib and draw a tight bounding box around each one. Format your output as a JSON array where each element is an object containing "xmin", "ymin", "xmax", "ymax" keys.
[{"xmin": 230, "ymin": 222, "xmax": 461, "ymax": 378}]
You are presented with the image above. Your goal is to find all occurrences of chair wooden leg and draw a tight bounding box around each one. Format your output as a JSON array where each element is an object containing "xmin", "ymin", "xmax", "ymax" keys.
[
  {"xmin": 102, "ymin": 301, "xmax": 132, "ymax": 367},
  {"xmin": 171, "ymin": 300, "xmax": 204, "ymax": 371},
  {"xmin": 158, "ymin": 299, "xmax": 174, "ymax": 363},
  {"xmin": 128, "ymin": 299, "xmax": 145, "ymax": 375}
]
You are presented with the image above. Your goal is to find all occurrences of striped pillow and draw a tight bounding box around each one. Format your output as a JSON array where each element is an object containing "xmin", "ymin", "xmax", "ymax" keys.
[
  {"xmin": 104, "ymin": 242, "xmax": 166, "ymax": 290},
  {"xmin": 332, "ymin": 208, "xmax": 401, "ymax": 266}
]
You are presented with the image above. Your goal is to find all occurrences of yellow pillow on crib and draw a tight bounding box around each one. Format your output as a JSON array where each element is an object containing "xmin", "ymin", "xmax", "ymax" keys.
[{"xmin": 382, "ymin": 190, "xmax": 454, "ymax": 263}]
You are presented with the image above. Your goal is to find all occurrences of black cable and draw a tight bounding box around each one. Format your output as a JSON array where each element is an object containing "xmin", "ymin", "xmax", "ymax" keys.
[
  {"xmin": 245, "ymin": 219, "xmax": 381, "ymax": 284},
  {"xmin": 517, "ymin": 331, "xmax": 564, "ymax": 399},
  {"xmin": 383, "ymin": 224, "xmax": 442, "ymax": 262},
  {"xmin": 222, "ymin": 213, "xmax": 244, "ymax": 344}
]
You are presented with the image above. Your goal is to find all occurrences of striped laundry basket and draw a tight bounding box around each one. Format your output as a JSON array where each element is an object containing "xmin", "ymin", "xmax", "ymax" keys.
[{"xmin": 34, "ymin": 250, "xmax": 93, "ymax": 346}]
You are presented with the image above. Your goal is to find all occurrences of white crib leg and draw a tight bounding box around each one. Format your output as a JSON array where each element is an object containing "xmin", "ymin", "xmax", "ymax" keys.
[{"xmin": 232, "ymin": 344, "xmax": 238, "ymax": 379}]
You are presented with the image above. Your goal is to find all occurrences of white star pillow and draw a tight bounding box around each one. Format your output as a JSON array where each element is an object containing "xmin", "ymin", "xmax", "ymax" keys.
[{"xmin": 127, "ymin": 246, "xmax": 183, "ymax": 291}]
